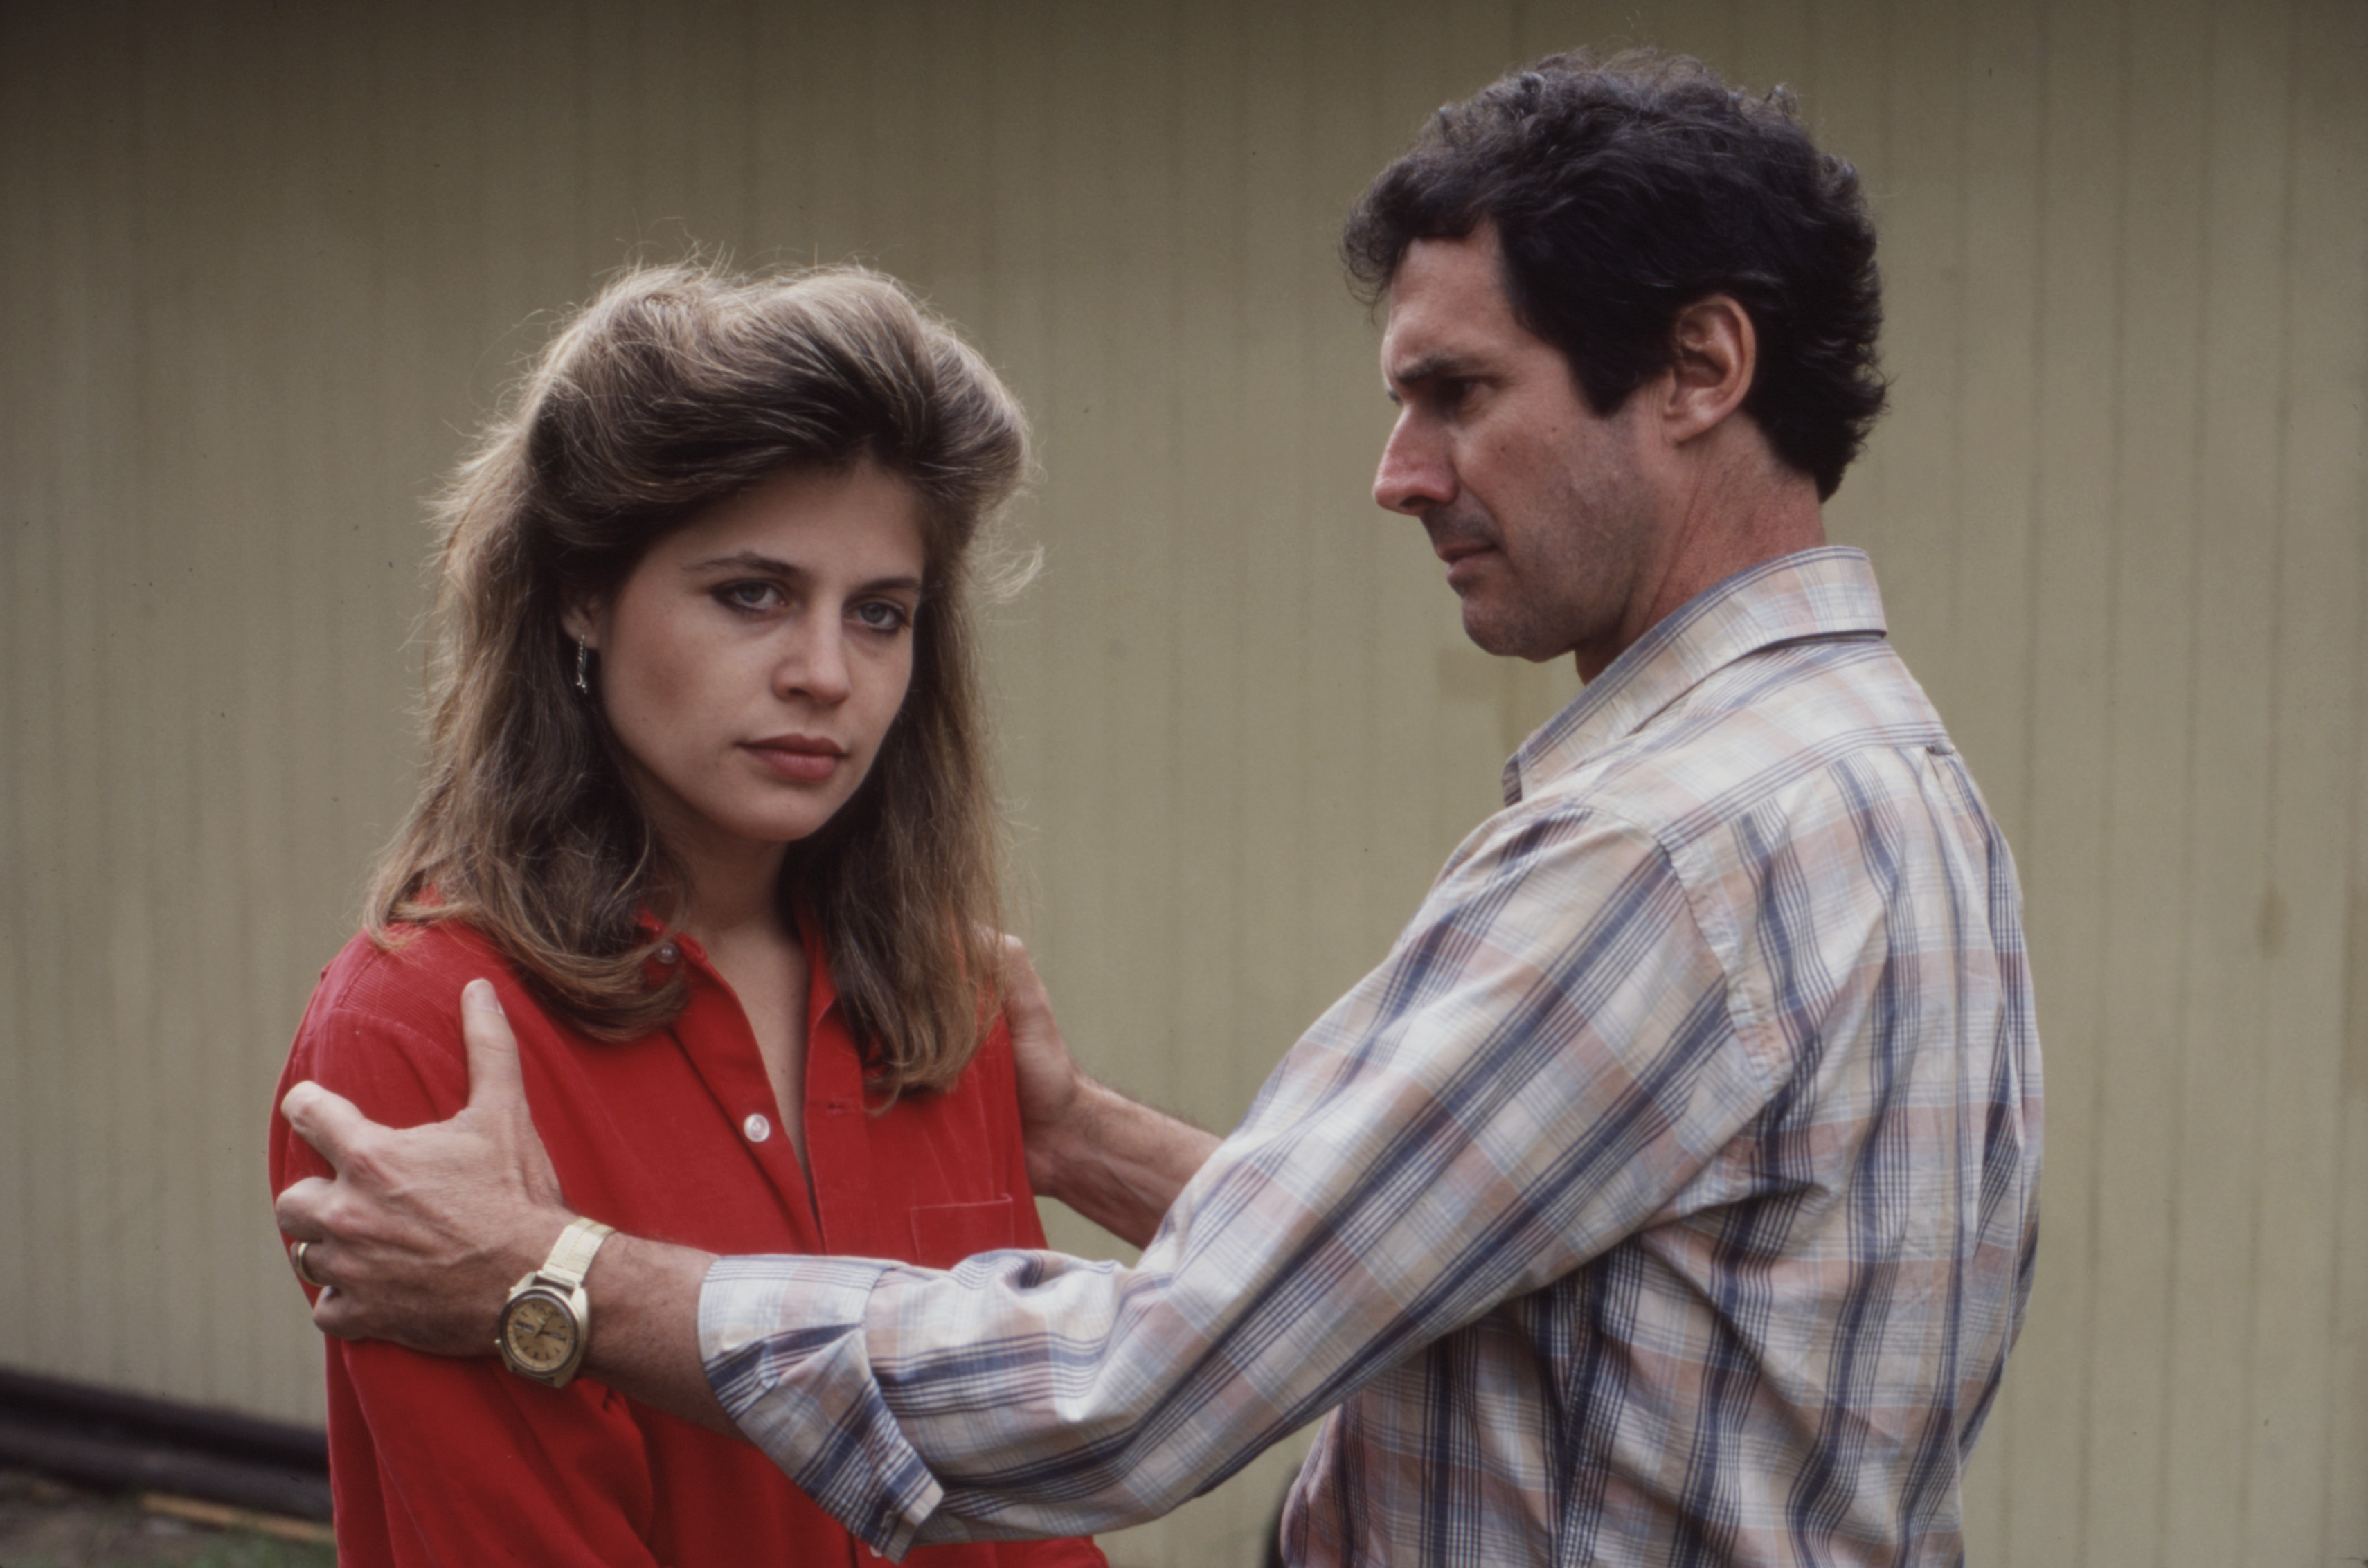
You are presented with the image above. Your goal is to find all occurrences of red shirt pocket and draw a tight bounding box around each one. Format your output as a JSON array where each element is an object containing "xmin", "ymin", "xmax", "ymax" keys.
[{"xmin": 908, "ymin": 1198, "xmax": 1017, "ymax": 1270}]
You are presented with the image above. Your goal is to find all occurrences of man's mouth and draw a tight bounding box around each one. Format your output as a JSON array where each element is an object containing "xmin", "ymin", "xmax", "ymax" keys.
[{"xmin": 1430, "ymin": 532, "xmax": 1498, "ymax": 591}]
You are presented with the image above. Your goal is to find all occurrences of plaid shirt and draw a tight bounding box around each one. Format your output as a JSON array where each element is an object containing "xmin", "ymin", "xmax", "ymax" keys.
[{"xmin": 702, "ymin": 548, "xmax": 2043, "ymax": 1566}]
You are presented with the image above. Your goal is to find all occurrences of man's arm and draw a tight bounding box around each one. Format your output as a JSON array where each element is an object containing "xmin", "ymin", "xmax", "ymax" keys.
[
  {"xmin": 998, "ymin": 937, "xmax": 1219, "ymax": 1250},
  {"xmin": 273, "ymin": 980, "xmax": 731, "ymax": 1432},
  {"xmin": 272, "ymin": 950, "xmax": 1207, "ymax": 1423},
  {"xmin": 697, "ymin": 813, "xmax": 1766, "ymax": 1553}
]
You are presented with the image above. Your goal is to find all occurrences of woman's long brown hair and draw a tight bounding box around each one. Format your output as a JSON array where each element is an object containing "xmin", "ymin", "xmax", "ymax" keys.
[{"xmin": 368, "ymin": 263, "xmax": 1030, "ymax": 1100}]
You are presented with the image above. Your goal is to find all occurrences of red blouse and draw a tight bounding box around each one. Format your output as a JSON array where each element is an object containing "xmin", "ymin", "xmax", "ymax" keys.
[{"xmin": 269, "ymin": 918, "xmax": 1105, "ymax": 1568}]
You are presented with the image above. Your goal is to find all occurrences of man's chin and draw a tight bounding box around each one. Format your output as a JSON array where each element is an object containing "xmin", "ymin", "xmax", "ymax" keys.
[{"xmin": 1460, "ymin": 606, "xmax": 1563, "ymax": 663}]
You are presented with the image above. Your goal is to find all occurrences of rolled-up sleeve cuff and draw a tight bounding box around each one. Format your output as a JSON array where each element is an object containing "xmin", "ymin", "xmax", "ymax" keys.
[{"xmin": 699, "ymin": 1254, "xmax": 944, "ymax": 1559}]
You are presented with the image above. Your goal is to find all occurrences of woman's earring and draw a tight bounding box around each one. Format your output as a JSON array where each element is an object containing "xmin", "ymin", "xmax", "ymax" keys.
[{"xmin": 575, "ymin": 638, "xmax": 592, "ymax": 696}]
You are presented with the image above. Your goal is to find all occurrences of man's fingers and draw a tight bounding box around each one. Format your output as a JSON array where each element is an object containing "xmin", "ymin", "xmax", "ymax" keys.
[
  {"xmin": 280, "ymin": 1081, "xmax": 372, "ymax": 1171},
  {"xmin": 273, "ymin": 1173, "xmax": 336, "ymax": 1240},
  {"xmin": 460, "ymin": 980, "xmax": 530, "ymax": 1121},
  {"xmin": 287, "ymin": 1236, "xmax": 331, "ymax": 1292},
  {"xmin": 311, "ymin": 1284, "xmax": 372, "ymax": 1343},
  {"xmin": 1000, "ymin": 932, "xmax": 1088, "ymax": 1148},
  {"xmin": 998, "ymin": 935, "xmax": 1059, "ymax": 1051},
  {"xmin": 998, "ymin": 934, "xmax": 1050, "ymax": 1014}
]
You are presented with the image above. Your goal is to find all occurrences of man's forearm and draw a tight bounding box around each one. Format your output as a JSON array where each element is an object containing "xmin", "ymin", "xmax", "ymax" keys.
[
  {"xmin": 581, "ymin": 1235, "xmax": 735, "ymax": 1434},
  {"xmin": 586, "ymin": 1085, "xmax": 1212, "ymax": 1436},
  {"xmin": 601, "ymin": 1075, "xmax": 1219, "ymax": 1430},
  {"xmin": 1026, "ymin": 1076, "xmax": 1221, "ymax": 1251},
  {"xmin": 594, "ymin": 1082, "xmax": 1213, "ymax": 1427}
]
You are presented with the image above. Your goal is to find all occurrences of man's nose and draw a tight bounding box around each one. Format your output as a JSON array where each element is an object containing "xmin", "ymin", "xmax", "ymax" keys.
[{"xmin": 1373, "ymin": 415, "xmax": 1453, "ymax": 514}]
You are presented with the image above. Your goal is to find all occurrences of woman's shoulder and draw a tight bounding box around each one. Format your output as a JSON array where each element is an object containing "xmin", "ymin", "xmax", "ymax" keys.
[
  {"xmin": 881, "ymin": 1009, "xmax": 1019, "ymax": 1133},
  {"xmin": 294, "ymin": 920, "xmax": 525, "ymax": 1068},
  {"xmin": 961, "ymin": 1010, "xmax": 1017, "ymax": 1093},
  {"xmin": 276, "ymin": 923, "xmax": 527, "ymax": 1138}
]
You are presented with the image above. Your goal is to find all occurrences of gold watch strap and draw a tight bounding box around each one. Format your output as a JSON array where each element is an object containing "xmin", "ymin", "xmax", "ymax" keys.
[{"xmin": 536, "ymin": 1217, "xmax": 615, "ymax": 1292}]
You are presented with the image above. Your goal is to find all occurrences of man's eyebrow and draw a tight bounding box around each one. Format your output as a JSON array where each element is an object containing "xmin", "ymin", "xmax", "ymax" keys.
[{"xmin": 1383, "ymin": 352, "xmax": 1482, "ymax": 393}]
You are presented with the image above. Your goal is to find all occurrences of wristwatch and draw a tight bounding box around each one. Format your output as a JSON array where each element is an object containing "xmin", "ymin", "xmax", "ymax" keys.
[{"xmin": 495, "ymin": 1216, "xmax": 616, "ymax": 1387}]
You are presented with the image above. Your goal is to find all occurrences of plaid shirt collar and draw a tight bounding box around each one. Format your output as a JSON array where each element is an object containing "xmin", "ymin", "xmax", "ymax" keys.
[{"xmin": 1505, "ymin": 544, "xmax": 1890, "ymax": 806}]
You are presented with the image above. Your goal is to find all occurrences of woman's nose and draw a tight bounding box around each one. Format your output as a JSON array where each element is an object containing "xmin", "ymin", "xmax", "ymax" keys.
[{"xmin": 775, "ymin": 622, "xmax": 852, "ymax": 705}]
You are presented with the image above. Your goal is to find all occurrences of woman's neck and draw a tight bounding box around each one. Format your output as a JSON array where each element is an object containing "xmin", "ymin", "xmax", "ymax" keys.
[
  {"xmin": 668, "ymin": 833, "xmax": 793, "ymax": 949},
  {"xmin": 670, "ymin": 834, "xmax": 817, "ymax": 1191}
]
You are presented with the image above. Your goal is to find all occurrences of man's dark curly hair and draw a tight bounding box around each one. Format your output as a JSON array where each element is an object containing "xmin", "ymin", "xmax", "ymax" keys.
[{"xmin": 1343, "ymin": 49, "xmax": 1885, "ymax": 500}]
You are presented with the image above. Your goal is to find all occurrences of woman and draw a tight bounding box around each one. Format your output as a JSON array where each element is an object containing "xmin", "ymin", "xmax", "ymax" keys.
[{"xmin": 269, "ymin": 263, "xmax": 1104, "ymax": 1568}]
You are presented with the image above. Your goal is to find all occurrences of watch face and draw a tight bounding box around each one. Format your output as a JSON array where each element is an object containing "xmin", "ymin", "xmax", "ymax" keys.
[{"xmin": 501, "ymin": 1291, "xmax": 579, "ymax": 1375}]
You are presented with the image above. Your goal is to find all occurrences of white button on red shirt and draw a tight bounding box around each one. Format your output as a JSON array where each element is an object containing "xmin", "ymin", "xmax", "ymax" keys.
[{"xmin": 743, "ymin": 1112, "xmax": 771, "ymax": 1143}]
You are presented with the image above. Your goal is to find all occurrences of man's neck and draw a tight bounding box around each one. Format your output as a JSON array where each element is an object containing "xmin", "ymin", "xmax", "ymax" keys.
[{"xmin": 1579, "ymin": 439, "xmax": 1826, "ymax": 682}]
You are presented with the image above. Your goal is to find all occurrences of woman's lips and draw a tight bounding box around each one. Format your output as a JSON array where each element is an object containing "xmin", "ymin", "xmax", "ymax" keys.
[{"xmin": 742, "ymin": 736, "xmax": 847, "ymax": 783}]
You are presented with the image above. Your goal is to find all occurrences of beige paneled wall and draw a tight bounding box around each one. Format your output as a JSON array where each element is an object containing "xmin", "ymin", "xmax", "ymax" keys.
[{"xmin": 3, "ymin": 2, "xmax": 2360, "ymax": 1564}]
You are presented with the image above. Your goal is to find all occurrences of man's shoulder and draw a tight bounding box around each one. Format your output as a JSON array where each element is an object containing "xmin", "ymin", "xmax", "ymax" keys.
[
  {"xmin": 1418, "ymin": 627, "xmax": 1993, "ymax": 993},
  {"xmin": 1460, "ymin": 634, "xmax": 1989, "ymax": 970},
  {"xmin": 1550, "ymin": 634, "xmax": 1952, "ymax": 845}
]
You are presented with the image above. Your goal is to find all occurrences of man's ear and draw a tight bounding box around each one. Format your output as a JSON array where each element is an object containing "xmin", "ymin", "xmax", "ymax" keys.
[{"xmin": 1661, "ymin": 294, "xmax": 1757, "ymax": 446}]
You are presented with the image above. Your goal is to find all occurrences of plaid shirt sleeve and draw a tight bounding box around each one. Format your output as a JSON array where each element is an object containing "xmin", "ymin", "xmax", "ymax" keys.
[{"xmin": 701, "ymin": 805, "xmax": 1770, "ymax": 1556}]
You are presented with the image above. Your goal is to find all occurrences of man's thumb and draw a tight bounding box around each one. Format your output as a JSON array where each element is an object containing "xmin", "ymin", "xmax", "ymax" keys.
[{"xmin": 460, "ymin": 979, "xmax": 528, "ymax": 1117}]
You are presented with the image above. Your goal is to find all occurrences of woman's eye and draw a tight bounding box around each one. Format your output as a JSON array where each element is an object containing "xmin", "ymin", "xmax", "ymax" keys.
[
  {"xmin": 716, "ymin": 581, "xmax": 785, "ymax": 613},
  {"xmin": 852, "ymin": 600, "xmax": 911, "ymax": 634}
]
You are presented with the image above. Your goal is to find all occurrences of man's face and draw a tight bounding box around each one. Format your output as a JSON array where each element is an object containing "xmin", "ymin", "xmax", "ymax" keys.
[{"xmin": 1374, "ymin": 224, "xmax": 1660, "ymax": 673}]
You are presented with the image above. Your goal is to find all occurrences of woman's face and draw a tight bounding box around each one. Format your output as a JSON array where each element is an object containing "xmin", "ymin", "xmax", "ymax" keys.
[{"xmin": 568, "ymin": 462, "xmax": 928, "ymax": 871}]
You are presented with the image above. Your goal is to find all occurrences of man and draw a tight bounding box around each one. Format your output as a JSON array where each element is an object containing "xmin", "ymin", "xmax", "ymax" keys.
[{"xmin": 278, "ymin": 49, "xmax": 2041, "ymax": 1565}]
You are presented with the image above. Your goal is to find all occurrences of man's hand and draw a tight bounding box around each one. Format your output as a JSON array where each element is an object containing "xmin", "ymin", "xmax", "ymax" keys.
[
  {"xmin": 273, "ymin": 979, "xmax": 575, "ymax": 1357},
  {"xmin": 1000, "ymin": 936, "xmax": 1222, "ymax": 1250},
  {"xmin": 1002, "ymin": 934, "xmax": 1089, "ymax": 1193}
]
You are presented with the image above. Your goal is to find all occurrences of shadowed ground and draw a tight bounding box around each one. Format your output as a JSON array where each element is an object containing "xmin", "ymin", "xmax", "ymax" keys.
[{"xmin": 0, "ymin": 1468, "xmax": 332, "ymax": 1568}]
